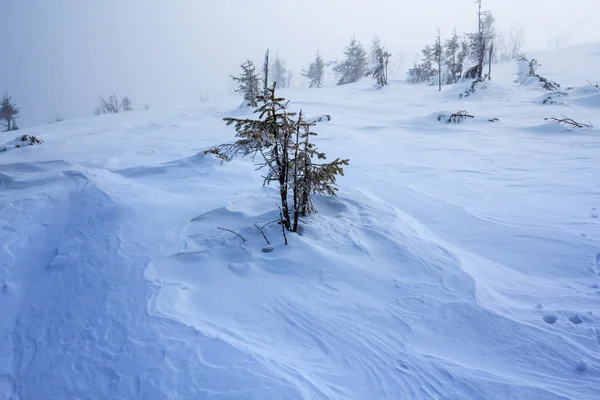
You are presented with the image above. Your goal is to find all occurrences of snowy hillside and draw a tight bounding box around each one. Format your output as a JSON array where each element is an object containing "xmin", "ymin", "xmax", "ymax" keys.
[{"xmin": 2, "ymin": 44, "xmax": 600, "ymax": 400}]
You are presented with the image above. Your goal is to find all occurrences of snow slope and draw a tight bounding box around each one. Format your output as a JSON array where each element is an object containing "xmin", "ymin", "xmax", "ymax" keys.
[{"xmin": 2, "ymin": 44, "xmax": 600, "ymax": 399}]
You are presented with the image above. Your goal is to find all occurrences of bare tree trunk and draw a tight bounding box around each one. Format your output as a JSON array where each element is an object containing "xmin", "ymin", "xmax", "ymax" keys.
[
  {"xmin": 437, "ymin": 27, "xmax": 442, "ymax": 91},
  {"xmin": 384, "ymin": 59, "xmax": 389, "ymax": 86},
  {"xmin": 477, "ymin": 0, "xmax": 484, "ymax": 79},
  {"xmin": 300, "ymin": 126, "xmax": 311, "ymax": 217},
  {"xmin": 279, "ymin": 114, "xmax": 292, "ymax": 231},
  {"xmin": 263, "ymin": 49, "xmax": 270, "ymax": 98},
  {"xmin": 292, "ymin": 112, "xmax": 302, "ymax": 232},
  {"xmin": 488, "ymin": 44, "xmax": 493, "ymax": 78}
]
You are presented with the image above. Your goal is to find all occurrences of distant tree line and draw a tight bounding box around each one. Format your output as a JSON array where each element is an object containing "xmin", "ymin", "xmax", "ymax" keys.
[
  {"xmin": 231, "ymin": 37, "xmax": 392, "ymax": 104},
  {"xmin": 407, "ymin": 0, "xmax": 524, "ymax": 88}
]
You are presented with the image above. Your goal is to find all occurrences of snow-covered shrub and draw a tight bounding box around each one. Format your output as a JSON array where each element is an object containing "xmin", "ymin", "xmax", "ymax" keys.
[
  {"xmin": 1, "ymin": 134, "xmax": 43, "ymax": 152},
  {"xmin": 515, "ymin": 55, "xmax": 561, "ymax": 91},
  {"xmin": 437, "ymin": 110, "xmax": 475, "ymax": 123},
  {"xmin": 460, "ymin": 78, "xmax": 487, "ymax": 98},
  {"xmin": 94, "ymin": 94, "xmax": 133, "ymax": 115}
]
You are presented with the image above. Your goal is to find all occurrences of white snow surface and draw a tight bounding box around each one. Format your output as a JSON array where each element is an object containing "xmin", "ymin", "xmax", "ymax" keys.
[{"xmin": 2, "ymin": 45, "xmax": 600, "ymax": 399}]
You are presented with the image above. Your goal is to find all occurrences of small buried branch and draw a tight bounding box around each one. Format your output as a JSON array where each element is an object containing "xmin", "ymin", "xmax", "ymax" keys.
[
  {"xmin": 259, "ymin": 219, "xmax": 280, "ymax": 230},
  {"xmin": 447, "ymin": 110, "xmax": 474, "ymax": 123},
  {"xmin": 217, "ymin": 227, "xmax": 246, "ymax": 242},
  {"xmin": 544, "ymin": 115, "xmax": 593, "ymax": 129},
  {"xmin": 254, "ymin": 224, "xmax": 271, "ymax": 245}
]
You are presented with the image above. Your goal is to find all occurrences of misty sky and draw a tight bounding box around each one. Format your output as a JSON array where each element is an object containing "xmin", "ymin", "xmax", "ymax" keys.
[{"xmin": 3, "ymin": 0, "xmax": 599, "ymax": 127}]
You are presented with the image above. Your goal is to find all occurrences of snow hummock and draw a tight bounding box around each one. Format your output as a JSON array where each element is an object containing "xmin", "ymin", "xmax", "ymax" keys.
[{"xmin": 1, "ymin": 44, "xmax": 600, "ymax": 399}]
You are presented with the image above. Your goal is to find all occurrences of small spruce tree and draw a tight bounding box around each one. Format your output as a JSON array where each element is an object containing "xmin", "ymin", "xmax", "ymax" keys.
[
  {"xmin": 206, "ymin": 84, "xmax": 348, "ymax": 234},
  {"xmin": 232, "ymin": 60, "xmax": 260, "ymax": 107},
  {"xmin": 369, "ymin": 36, "xmax": 383, "ymax": 71},
  {"xmin": 408, "ymin": 45, "xmax": 436, "ymax": 83},
  {"xmin": 271, "ymin": 53, "xmax": 288, "ymax": 88},
  {"xmin": 122, "ymin": 96, "xmax": 133, "ymax": 111},
  {"xmin": 369, "ymin": 39, "xmax": 391, "ymax": 88},
  {"xmin": 0, "ymin": 93, "xmax": 20, "ymax": 131},
  {"xmin": 302, "ymin": 51, "xmax": 325, "ymax": 88},
  {"xmin": 444, "ymin": 30, "xmax": 461, "ymax": 83},
  {"xmin": 333, "ymin": 36, "xmax": 368, "ymax": 85}
]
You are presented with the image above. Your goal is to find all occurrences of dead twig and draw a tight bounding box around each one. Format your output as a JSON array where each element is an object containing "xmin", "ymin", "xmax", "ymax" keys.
[
  {"xmin": 259, "ymin": 219, "xmax": 280, "ymax": 230},
  {"xmin": 217, "ymin": 227, "xmax": 246, "ymax": 242},
  {"xmin": 254, "ymin": 224, "xmax": 271, "ymax": 245},
  {"xmin": 544, "ymin": 115, "xmax": 593, "ymax": 129}
]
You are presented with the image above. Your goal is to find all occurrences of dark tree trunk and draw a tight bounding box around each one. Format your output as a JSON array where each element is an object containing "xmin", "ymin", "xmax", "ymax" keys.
[
  {"xmin": 488, "ymin": 44, "xmax": 493, "ymax": 79},
  {"xmin": 292, "ymin": 113, "xmax": 302, "ymax": 232},
  {"xmin": 300, "ymin": 128, "xmax": 311, "ymax": 217}
]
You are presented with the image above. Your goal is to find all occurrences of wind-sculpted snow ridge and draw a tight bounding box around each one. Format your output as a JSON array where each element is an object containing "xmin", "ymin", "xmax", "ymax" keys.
[{"xmin": 2, "ymin": 43, "xmax": 600, "ymax": 399}]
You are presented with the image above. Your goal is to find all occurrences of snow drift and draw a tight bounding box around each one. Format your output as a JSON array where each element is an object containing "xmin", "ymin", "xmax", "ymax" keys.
[{"xmin": 1, "ymin": 43, "xmax": 600, "ymax": 399}]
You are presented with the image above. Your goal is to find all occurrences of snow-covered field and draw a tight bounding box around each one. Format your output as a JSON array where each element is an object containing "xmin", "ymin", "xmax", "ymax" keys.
[{"xmin": 2, "ymin": 44, "xmax": 600, "ymax": 399}]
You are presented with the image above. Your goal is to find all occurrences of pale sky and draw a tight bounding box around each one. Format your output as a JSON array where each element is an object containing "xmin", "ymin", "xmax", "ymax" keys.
[{"xmin": 2, "ymin": 0, "xmax": 599, "ymax": 127}]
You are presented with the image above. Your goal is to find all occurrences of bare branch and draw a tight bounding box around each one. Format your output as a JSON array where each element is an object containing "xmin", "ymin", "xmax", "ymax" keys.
[
  {"xmin": 259, "ymin": 219, "xmax": 280, "ymax": 230},
  {"xmin": 278, "ymin": 206, "xmax": 288, "ymax": 245},
  {"xmin": 544, "ymin": 115, "xmax": 593, "ymax": 129},
  {"xmin": 254, "ymin": 224, "xmax": 271, "ymax": 245},
  {"xmin": 446, "ymin": 110, "xmax": 474, "ymax": 123},
  {"xmin": 217, "ymin": 227, "xmax": 247, "ymax": 242}
]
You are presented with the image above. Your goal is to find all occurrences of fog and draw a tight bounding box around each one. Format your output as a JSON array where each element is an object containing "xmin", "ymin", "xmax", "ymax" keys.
[{"xmin": 3, "ymin": 0, "xmax": 599, "ymax": 127}]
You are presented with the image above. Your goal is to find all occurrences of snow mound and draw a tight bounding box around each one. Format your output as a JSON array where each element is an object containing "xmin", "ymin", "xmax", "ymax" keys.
[{"xmin": 571, "ymin": 85, "xmax": 600, "ymax": 108}]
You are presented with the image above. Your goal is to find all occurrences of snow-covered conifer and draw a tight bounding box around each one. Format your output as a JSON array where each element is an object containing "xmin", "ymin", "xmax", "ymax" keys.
[
  {"xmin": 369, "ymin": 39, "xmax": 391, "ymax": 88},
  {"xmin": 407, "ymin": 45, "xmax": 436, "ymax": 84},
  {"xmin": 207, "ymin": 84, "xmax": 349, "ymax": 234},
  {"xmin": 467, "ymin": 1, "xmax": 495, "ymax": 79},
  {"xmin": 231, "ymin": 59, "xmax": 260, "ymax": 107},
  {"xmin": 271, "ymin": 53, "xmax": 288, "ymax": 88},
  {"xmin": 0, "ymin": 92, "xmax": 20, "ymax": 131},
  {"xmin": 333, "ymin": 36, "xmax": 367, "ymax": 85},
  {"xmin": 122, "ymin": 96, "xmax": 133, "ymax": 112},
  {"xmin": 302, "ymin": 51, "xmax": 325, "ymax": 88},
  {"xmin": 444, "ymin": 30, "xmax": 461, "ymax": 83}
]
